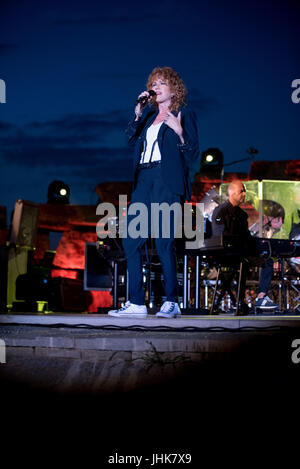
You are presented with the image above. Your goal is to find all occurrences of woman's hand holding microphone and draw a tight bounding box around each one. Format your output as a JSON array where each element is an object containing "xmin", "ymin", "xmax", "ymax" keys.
[{"xmin": 134, "ymin": 90, "xmax": 155, "ymax": 121}]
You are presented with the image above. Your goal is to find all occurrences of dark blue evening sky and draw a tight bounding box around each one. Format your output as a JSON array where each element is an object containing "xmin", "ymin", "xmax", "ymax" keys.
[{"xmin": 0, "ymin": 0, "xmax": 299, "ymax": 217}]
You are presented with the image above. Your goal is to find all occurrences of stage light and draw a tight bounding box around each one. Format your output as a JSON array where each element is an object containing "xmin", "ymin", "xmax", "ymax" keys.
[
  {"xmin": 47, "ymin": 180, "xmax": 70, "ymax": 204},
  {"xmin": 205, "ymin": 154, "xmax": 214, "ymax": 163},
  {"xmin": 200, "ymin": 148, "xmax": 224, "ymax": 177}
]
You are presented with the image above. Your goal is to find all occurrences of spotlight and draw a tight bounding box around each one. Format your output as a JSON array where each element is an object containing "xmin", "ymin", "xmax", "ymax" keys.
[
  {"xmin": 200, "ymin": 148, "xmax": 224, "ymax": 177},
  {"xmin": 47, "ymin": 180, "xmax": 70, "ymax": 204},
  {"xmin": 205, "ymin": 154, "xmax": 214, "ymax": 163}
]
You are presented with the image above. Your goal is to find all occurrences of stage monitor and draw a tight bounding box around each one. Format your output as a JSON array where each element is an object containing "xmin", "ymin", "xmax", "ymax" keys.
[
  {"xmin": 10, "ymin": 199, "xmax": 40, "ymax": 248},
  {"xmin": 84, "ymin": 242, "xmax": 112, "ymax": 291}
]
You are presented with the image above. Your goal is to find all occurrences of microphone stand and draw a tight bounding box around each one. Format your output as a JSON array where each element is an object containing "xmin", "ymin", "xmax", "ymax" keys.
[{"xmin": 220, "ymin": 147, "xmax": 258, "ymax": 184}]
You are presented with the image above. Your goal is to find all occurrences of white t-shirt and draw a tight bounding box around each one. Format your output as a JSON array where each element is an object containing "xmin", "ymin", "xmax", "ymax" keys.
[{"xmin": 139, "ymin": 122, "xmax": 163, "ymax": 164}]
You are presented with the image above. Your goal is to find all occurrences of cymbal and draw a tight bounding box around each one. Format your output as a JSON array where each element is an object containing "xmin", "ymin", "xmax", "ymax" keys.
[{"xmin": 261, "ymin": 200, "xmax": 285, "ymax": 219}]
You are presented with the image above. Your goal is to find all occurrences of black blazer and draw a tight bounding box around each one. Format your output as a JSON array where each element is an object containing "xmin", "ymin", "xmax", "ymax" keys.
[{"xmin": 125, "ymin": 104, "xmax": 199, "ymax": 201}]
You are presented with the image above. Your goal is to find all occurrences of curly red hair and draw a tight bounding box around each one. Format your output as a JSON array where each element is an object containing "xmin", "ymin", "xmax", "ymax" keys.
[{"xmin": 146, "ymin": 66, "xmax": 187, "ymax": 112}]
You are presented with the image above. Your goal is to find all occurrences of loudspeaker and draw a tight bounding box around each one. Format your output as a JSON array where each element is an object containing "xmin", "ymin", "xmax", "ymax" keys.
[
  {"xmin": 84, "ymin": 242, "xmax": 113, "ymax": 291},
  {"xmin": 16, "ymin": 271, "xmax": 48, "ymax": 301},
  {"xmin": 0, "ymin": 246, "xmax": 9, "ymax": 311},
  {"xmin": 10, "ymin": 199, "xmax": 40, "ymax": 247},
  {"xmin": 48, "ymin": 277, "xmax": 86, "ymax": 311},
  {"xmin": 0, "ymin": 206, "xmax": 7, "ymax": 230},
  {"xmin": 7, "ymin": 246, "xmax": 33, "ymax": 310}
]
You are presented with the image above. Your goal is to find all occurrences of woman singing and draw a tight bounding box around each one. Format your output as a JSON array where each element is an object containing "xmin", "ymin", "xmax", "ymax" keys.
[{"xmin": 108, "ymin": 66, "xmax": 199, "ymax": 318}]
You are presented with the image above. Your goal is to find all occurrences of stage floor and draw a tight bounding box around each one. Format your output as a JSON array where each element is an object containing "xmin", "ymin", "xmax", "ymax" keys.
[
  {"xmin": 1, "ymin": 309, "xmax": 300, "ymax": 398},
  {"xmin": 1, "ymin": 310, "xmax": 300, "ymax": 329}
]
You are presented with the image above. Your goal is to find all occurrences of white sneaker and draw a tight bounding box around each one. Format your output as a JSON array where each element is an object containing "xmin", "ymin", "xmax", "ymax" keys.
[
  {"xmin": 108, "ymin": 301, "xmax": 147, "ymax": 318},
  {"xmin": 156, "ymin": 301, "xmax": 181, "ymax": 318},
  {"xmin": 254, "ymin": 295, "xmax": 278, "ymax": 310}
]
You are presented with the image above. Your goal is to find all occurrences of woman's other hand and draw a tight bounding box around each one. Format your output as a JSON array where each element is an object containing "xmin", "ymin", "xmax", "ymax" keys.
[{"xmin": 164, "ymin": 111, "xmax": 184, "ymax": 143}]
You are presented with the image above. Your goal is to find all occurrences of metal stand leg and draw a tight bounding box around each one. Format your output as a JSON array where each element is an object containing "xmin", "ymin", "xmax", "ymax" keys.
[
  {"xmin": 126, "ymin": 268, "xmax": 129, "ymax": 302},
  {"xmin": 280, "ymin": 258, "xmax": 287, "ymax": 311},
  {"xmin": 204, "ymin": 283, "xmax": 208, "ymax": 309},
  {"xmin": 113, "ymin": 261, "xmax": 118, "ymax": 308},
  {"xmin": 235, "ymin": 261, "xmax": 243, "ymax": 316},
  {"xmin": 210, "ymin": 267, "xmax": 220, "ymax": 315},
  {"xmin": 183, "ymin": 255, "xmax": 188, "ymax": 309},
  {"xmin": 195, "ymin": 256, "xmax": 200, "ymax": 309},
  {"xmin": 291, "ymin": 280, "xmax": 300, "ymax": 312}
]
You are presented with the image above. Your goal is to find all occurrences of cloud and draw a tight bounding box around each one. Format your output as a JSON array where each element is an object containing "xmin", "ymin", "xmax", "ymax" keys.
[
  {"xmin": 0, "ymin": 42, "xmax": 18, "ymax": 52},
  {"xmin": 0, "ymin": 110, "xmax": 135, "ymax": 211},
  {"xmin": 1, "ymin": 143, "xmax": 132, "ymax": 168},
  {"xmin": 51, "ymin": 14, "xmax": 160, "ymax": 27},
  {"xmin": 0, "ymin": 122, "xmax": 16, "ymax": 133},
  {"xmin": 26, "ymin": 111, "xmax": 128, "ymax": 134},
  {"xmin": 0, "ymin": 111, "xmax": 131, "ymax": 167}
]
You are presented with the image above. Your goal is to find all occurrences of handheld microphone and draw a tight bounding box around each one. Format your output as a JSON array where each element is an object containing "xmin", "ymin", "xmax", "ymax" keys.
[{"xmin": 136, "ymin": 90, "xmax": 156, "ymax": 105}]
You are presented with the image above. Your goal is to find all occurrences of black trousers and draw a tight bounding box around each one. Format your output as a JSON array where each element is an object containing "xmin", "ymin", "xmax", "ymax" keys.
[{"xmin": 122, "ymin": 165, "xmax": 181, "ymax": 305}]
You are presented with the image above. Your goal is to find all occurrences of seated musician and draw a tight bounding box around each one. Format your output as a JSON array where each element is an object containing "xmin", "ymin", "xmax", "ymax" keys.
[
  {"xmin": 289, "ymin": 183, "xmax": 300, "ymax": 272},
  {"xmin": 212, "ymin": 180, "xmax": 278, "ymax": 314}
]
